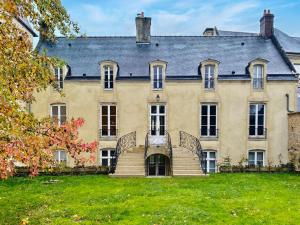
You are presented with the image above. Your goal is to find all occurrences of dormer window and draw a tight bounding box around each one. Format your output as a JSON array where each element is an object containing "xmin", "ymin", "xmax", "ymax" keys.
[
  {"xmin": 153, "ymin": 65, "xmax": 163, "ymax": 89},
  {"xmin": 104, "ymin": 65, "xmax": 114, "ymax": 89},
  {"xmin": 204, "ymin": 65, "xmax": 215, "ymax": 89},
  {"xmin": 54, "ymin": 67, "xmax": 63, "ymax": 89},
  {"xmin": 253, "ymin": 65, "xmax": 263, "ymax": 89}
]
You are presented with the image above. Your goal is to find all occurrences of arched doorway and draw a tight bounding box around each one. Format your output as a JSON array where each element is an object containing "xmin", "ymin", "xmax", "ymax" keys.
[{"xmin": 147, "ymin": 154, "xmax": 170, "ymax": 176}]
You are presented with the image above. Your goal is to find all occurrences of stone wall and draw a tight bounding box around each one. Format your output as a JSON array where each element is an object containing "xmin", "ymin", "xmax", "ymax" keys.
[{"xmin": 288, "ymin": 112, "xmax": 300, "ymax": 170}]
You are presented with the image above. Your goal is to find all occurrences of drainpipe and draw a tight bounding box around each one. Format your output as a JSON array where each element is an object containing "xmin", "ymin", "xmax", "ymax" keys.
[{"xmin": 286, "ymin": 94, "xmax": 293, "ymax": 113}]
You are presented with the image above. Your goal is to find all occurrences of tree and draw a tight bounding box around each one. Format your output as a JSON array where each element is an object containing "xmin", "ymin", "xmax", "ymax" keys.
[{"xmin": 0, "ymin": 0, "xmax": 97, "ymax": 179}]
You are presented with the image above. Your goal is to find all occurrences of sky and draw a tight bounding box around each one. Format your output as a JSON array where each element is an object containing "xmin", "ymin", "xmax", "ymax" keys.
[{"xmin": 62, "ymin": 0, "xmax": 300, "ymax": 37}]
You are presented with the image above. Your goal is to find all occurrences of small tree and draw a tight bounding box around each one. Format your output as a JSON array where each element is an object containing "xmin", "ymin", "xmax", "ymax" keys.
[{"xmin": 0, "ymin": 1, "xmax": 97, "ymax": 179}]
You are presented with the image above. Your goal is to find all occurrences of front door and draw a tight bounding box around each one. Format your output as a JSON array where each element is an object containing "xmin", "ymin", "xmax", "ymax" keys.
[
  {"xmin": 149, "ymin": 105, "xmax": 166, "ymax": 145},
  {"xmin": 148, "ymin": 154, "xmax": 166, "ymax": 176}
]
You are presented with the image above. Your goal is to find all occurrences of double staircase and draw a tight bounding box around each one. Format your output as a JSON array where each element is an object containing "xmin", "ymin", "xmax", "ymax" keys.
[{"xmin": 110, "ymin": 130, "xmax": 206, "ymax": 177}]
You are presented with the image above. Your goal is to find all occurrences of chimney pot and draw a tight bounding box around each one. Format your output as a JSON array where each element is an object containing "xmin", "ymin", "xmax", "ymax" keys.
[{"xmin": 260, "ymin": 9, "xmax": 274, "ymax": 38}]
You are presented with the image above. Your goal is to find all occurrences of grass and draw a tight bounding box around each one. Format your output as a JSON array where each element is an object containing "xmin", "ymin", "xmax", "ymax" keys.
[{"xmin": 0, "ymin": 174, "xmax": 299, "ymax": 225}]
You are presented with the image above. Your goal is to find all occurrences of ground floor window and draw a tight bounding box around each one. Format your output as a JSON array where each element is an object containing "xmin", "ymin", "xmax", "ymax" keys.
[
  {"xmin": 203, "ymin": 151, "xmax": 217, "ymax": 173},
  {"xmin": 248, "ymin": 150, "xmax": 264, "ymax": 166},
  {"xmin": 100, "ymin": 149, "xmax": 116, "ymax": 166},
  {"xmin": 54, "ymin": 150, "xmax": 67, "ymax": 163}
]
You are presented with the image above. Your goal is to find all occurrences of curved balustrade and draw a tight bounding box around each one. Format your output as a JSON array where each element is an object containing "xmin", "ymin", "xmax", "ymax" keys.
[
  {"xmin": 110, "ymin": 131, "xmax": 136, "ymax": 173},
  {"xmin": 179, "ymin": 131, "xmax": 206, "ymax": 174}
]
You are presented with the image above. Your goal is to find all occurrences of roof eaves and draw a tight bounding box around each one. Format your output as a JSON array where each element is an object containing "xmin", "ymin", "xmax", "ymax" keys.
[{"xmin": 15, "ymin": 17, "xmax": 38, "ymax": 37}]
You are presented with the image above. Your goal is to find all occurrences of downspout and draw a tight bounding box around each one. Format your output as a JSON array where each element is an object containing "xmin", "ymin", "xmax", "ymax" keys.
[{"xmin": 286, "ymin": 94, "xmax": 293, "ymax": 113}]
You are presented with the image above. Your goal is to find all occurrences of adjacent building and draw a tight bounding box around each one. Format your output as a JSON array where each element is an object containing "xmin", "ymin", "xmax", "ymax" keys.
[{"xmin": 32, "ymin": 10, "xmax": 298, "ymax": 176}]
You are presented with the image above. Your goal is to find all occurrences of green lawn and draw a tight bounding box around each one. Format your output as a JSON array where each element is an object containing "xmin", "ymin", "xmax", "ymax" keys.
[{"xmin": 0, "ymin": 174, "xmax": 299, "ymax": 225}]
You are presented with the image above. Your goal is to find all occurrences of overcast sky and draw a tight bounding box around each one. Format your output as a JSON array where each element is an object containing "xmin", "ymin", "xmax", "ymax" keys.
[{"xmin": 61, "ymin": 0, "xmax": 300, "ymax": 37}]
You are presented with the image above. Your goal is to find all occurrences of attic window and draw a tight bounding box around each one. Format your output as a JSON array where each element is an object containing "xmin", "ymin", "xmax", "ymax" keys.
[
  {"xmin": 104, "ymin": 65, "xmax": 114, "ymax": 89},
  {"xmin": 232, "ymin": 71, "xmax": 235, "ymax": 75},
  {"xmin": 54, "ymin": 67, "xmax": 63, "ymax": 89}
]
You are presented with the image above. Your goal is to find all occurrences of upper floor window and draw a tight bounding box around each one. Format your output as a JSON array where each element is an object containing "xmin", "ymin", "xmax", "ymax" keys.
[
  {"xmin": 153, "ymin": 65, "xmax": 163, "ymax": 89},
  {"xmin": 253, "ymin": 65, "xmax": 264, "ymax": 89},
  {"xmin": 54, "ymin": 150, "xmax": 67, "ymax": 163},
  {"xmin": 249, "ymin": 103, "xmax": 266, "ymax": 138},
  {"xmin": 201, "ymin": 104, "xmax": 217, "ymax": 137},
  {"xmin": 204, "ymin": 65, "xmax": 215, "ymax": 89},
  {"xmin": 248, "ymin": 150, "xmax": 264, "ymax": 166},
  {"xmin": 54, "ymin": 67, "xmax": 63, "ymax": 89},
  {"xmin": 51, "ymin": 104, "xmax": 66, "ymax": 126},
  {"xmin": 104, "ymin": 65, "xmax": 114, "ymax": 89},
  {"xmin": 100, "ymin": 105, "xmax": 117, "ymax": 137}
]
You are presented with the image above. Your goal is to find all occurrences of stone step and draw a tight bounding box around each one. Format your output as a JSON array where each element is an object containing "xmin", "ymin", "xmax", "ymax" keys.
[
  {"xmin": 173, "ymin": 174, "xmax": 206, "ymax": 177},
  {"xmin": 110, "ymin": 173, "xmax": 145, "ymax": 177},
  {"xmin": 173, "ymin": 165, "xmax": 201, "ymax": 170},
  {"xmin": 173, "ymin": 170, "xmax": 203, "ymax": 175}
]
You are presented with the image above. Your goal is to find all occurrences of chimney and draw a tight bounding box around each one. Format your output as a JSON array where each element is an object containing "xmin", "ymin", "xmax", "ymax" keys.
[
  {"xmin": 260, "ymin": 9, "xmax": 274, "ymax": 38},
  {"xmin": 135, "ymin": 12, "xmax": 151, "ymax": 43}
]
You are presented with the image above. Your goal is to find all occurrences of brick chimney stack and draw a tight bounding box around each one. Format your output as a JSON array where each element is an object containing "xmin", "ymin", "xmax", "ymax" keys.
[
  {"xmin": 260, "ymin": 9, "xmax": 274, "ymax": 38},
  {"xmin": 135, "ymin": 12, "xmax": 151, "ymax": 44}
]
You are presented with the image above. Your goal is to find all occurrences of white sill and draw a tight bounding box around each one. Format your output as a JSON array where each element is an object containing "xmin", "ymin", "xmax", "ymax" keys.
[{"xmin": 100, "ymin": 136, "xmax": 118, "ymax": 141}]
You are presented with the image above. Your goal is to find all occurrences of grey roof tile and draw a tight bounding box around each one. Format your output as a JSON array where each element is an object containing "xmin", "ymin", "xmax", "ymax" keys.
[
  {"xmin": 37, "ymin": 35, "xmax": 293, "ymax": 78},
  {"xmin": 274, "ymin": 29, "xmax": 300, "ymax": 53}
]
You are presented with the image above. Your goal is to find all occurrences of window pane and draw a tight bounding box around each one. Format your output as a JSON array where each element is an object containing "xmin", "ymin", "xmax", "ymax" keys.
[
  {"xmin": 110, "ymin": 106, "xmax": 116, "ymax": 115},
  {"xmin": 257, "ymin": 152, "xmax": 264, "ymax": 161},
  {"xmin": 110, "ymin": 116, "xmax": 116, "ymax": 126},
  {"xmin": 209, "ymin": 160, "xmax": 216, "ymax": 172},
  {"xmin": 210, "ymin": 106, "xmax": 216, "ymax": 115},
  {"xmin": 257, "ymin": 126, "xmax": 264, "ymax": 135},
  {"xmin": 248, "ymin": 152, "xmax": 255, "ymax": 161},
  {"xmin": 250, "ymin": 105, "xmax": 256, "ymax": 114},
  {"xmin": 102, "ymin": 115, "xmax": 108, "ymax": 126},
  {"xmin": 54, "ymin": 151, "xmax": 59, "ymax": 161},
  {"xmin": 202, "ymin": 105, "xmax": 208, "ymax": 115},
  {"xmin": 151, "ymin": 105, "xmax": 157, "ymax": 114},
  {"xmin": 201, "ymin": 116, "xmax": 207, "ymax": 125},
  {"xmin": 110, "ymin": 126, "xmax": 117, "ymax": 136},
  {"xmin": 249, "ymin": 114, "xmax": 255, "ymax": 126},
  {"xmin": 60, "ymin": 151, "xmax": 67, "ymax": 161},
  {"xmin": 102, "ymin": 159, "xmax": 108, "ymax": 166},
  {"xmin": 60, "ymin": 106, "xmax": 66, "ymax": 116},
  {"xmin": 249, "ymin": 126, "xmax": 255, "ymax": 135},
  {"xmin": 60, "ymin": 115, "xmax": 66, "ymax": 124},
  {"xmin": 111, "ymin": 150, "xmax": 116, "ymax": 157},
  {"xmin": 102, "ymin": 106, "xmax": 108, "ymax": 115},
  {"xmin": 201, "ymin": 126, "xmax": 207, "ymax": 136},
  {"xmin": 210, "ymin": 116, "xmax": 216, "ymax": 125},
  {"xmin": 209, "ymin": 152, "xmax": 216, "ymax": 159},
  {"xmin": 159, "ymin": 105, "xmax": 165, "ymax": 114},
  {"xmin": 258, "ymin": 115, "xmax": 264, "ymax": 125},
  {"xmin": 102, "ymin": 150, "xmax": 108, "ymax": 157},
  {"xmin": 52, "ymin": 106, "xmax": 58, "ymax": 116},
  {"xmin": 258, "ymin": 104, "xmax": 264, "ymax": 114},
  {"xmin": 102, "ymin": 126, "xmax": 108, "ymax": 136},
  {"xmin": 203, "ymin": 152, "xmax": 208, "ymax": 159},
  {"xmin": 210, "ymin": 126, "xmax": 216, "ymax": 136}
]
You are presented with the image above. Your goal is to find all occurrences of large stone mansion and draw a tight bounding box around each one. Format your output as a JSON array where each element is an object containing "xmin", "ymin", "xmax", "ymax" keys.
[{"xmin": 26, "ymin": 10, "xmax": 300, "ymax": 176}]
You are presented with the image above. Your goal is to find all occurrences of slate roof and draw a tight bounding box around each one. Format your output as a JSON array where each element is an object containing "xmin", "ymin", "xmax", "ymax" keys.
[
  {"xmin": 37, "ymin": 35, "xmax": 295, "ymax": 80},
  {"xmin": 274, "ymin": 29, "xmax": 300, "ymax": 54},
  {"xmin": 217, "ymin": 30, "xmax": 258, "ymax": 37}
]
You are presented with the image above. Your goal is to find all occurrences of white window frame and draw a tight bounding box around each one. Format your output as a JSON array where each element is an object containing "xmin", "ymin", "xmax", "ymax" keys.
[
  {"xmin": 100, "ymin": 104, "xmax": 117, "ymax": 137},
  {"xmin": 248, "ymin": 150, "xmax": 265, "ymax": 166},
  {"xmin": 54, "ymin": 67, "xmax": 63, "ymax": 89},
  {"xmin": 51, "ymin": 104, "xmax": 66, "ymax": 126},
  {"xmin": 100, "ymin": 149, "xmax": 116, "ymax": 166},
  {"xmin": 203, "ymin": 150, "xmax": 217, "ymax": 173},
  {"xmin": 204, "ymin": 65, "xmax": 215, "ymax": 89},
  {"xmin": 249, "ymin": 103, "xmax": 266, "ymax": 137},
  {"xmin": 54, "ymin": 150, "xmax": 67, "ymax": 163},
  {"xmin": 149, "ymin": 104, "xmax": 166, "ymax": 136},
  {"xmin": 200, "ymin": 104, "xmax": 217, "ymax": 137},
  {"xmin": 153, "ymin": 65, "xmax": 163, "ymax": 89},
  {"xmin": 104, "ymin": 65, "xmax": 114, "ymax": 90},
  {"xmin": 253, "ymin": 64, "xmax": 264, "ymax": 89}
]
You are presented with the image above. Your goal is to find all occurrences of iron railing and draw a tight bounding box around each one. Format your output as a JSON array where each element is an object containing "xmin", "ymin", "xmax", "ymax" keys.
[
  {"xmin": 179, "ymin": 131, "xmax": 206, "ymax": 174},
  {"xmin": 109, "ymin": 131, "xmax": 136, "ymax": 173},
  {"xmin": 144, "ymin": 130, "xmax": 173, "ymax": 176}
]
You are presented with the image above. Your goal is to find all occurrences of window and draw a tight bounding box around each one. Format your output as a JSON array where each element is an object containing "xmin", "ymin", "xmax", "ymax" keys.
[
  {"xmin": 204, "ymin": 65, "xmax": 215, "ymax": 89},
  {"xmin": 203, "ymin": 151, "xmax": 217, "ymax": 173},
  {"xmin": 249, "ymin": 104, "xmax": 266, "ymax": 137},
  {"xmin": 51, "ymin": 104, "xmax": 66, "ymax": 126},
  {"xmin": 150, "ymin": 105, "xmax": 166, "ymax": 136},
  {"xmin": 54, "ymin": 67, "xmax": 63, "ymax": 89},
  {"xmin": 201, "ymin": 104, "xmax": 217, "ymax": 137},
  {"xmin": 153, "ymin": 65, "xmax": 163, "ymax": 89},
  {"xmin": 100, "ymin": 105, "xmax": 117, "ymax": 137},
  {"xmin": 54, "ymin": 150, "xmax": 67, "ymax": 163},
  {"xmin": 253, "ymin": 65, "xmax": 263, "ymax": 89},
  {"xmin": 104, "ymin": 65, "xmax": 114, "ymax": 89},
  {"xmin": 100, "ymin": 149, "xmax": 116, "ymax": 166},
  {"xmin": 248, "ymin": 150, "xmax": 264, "ymax": 166}
]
